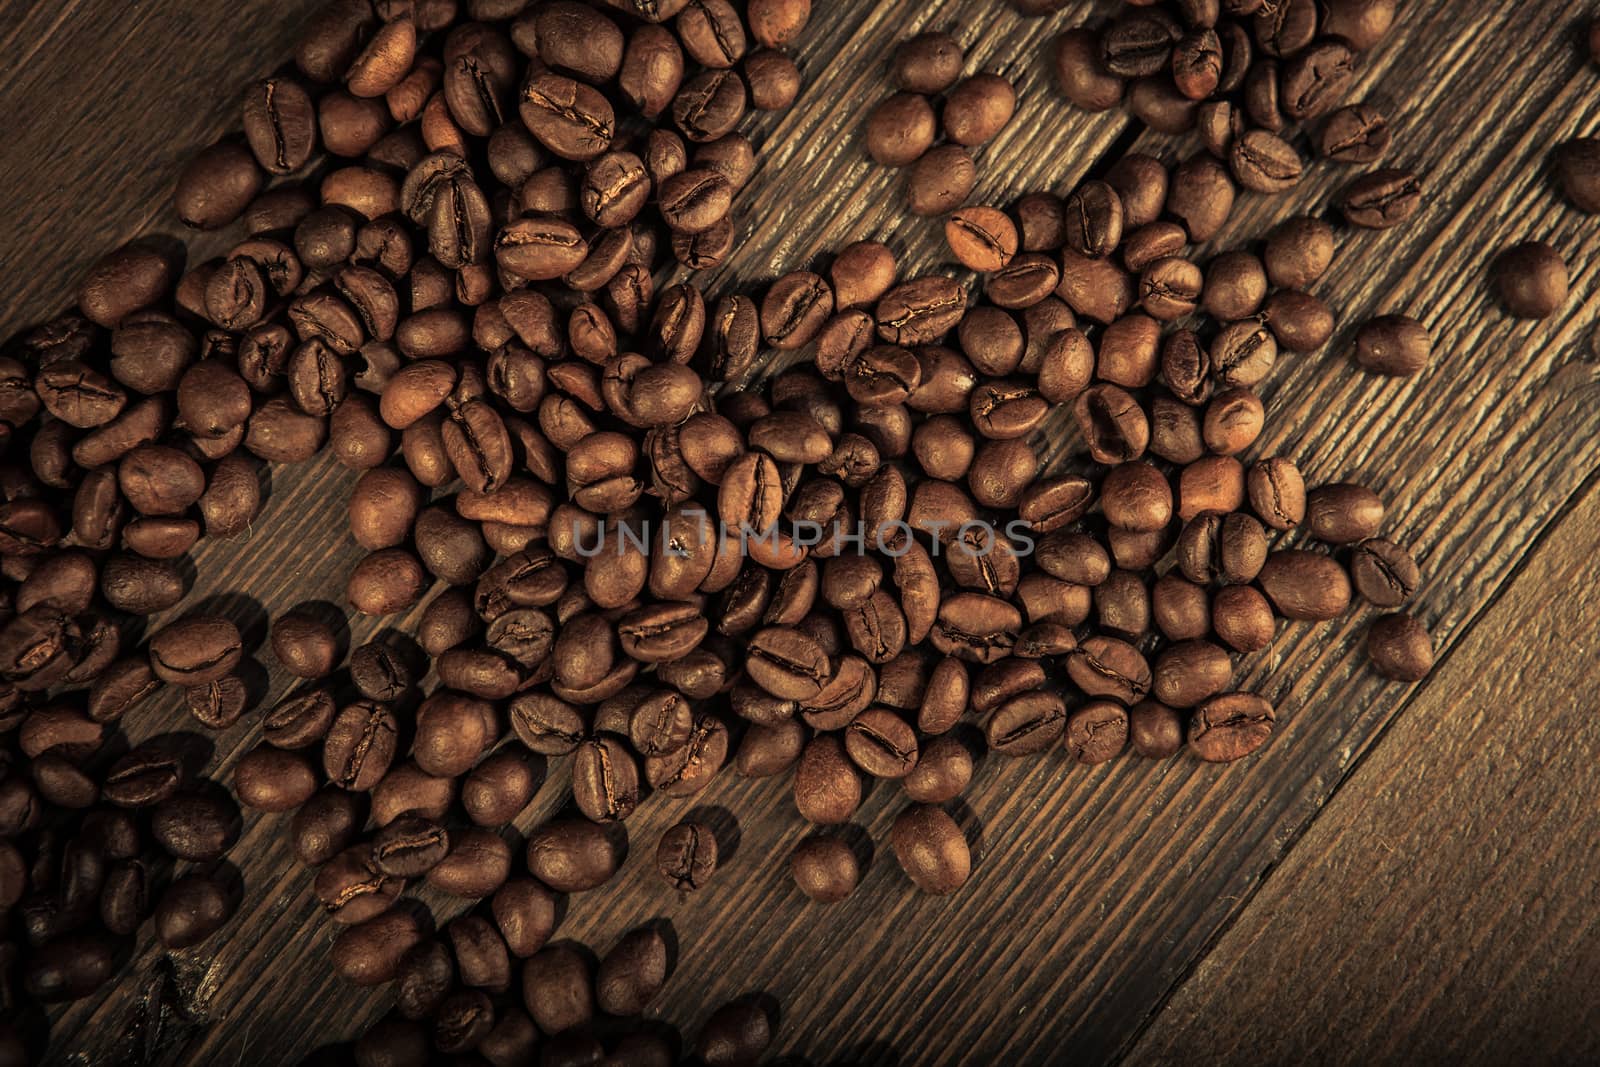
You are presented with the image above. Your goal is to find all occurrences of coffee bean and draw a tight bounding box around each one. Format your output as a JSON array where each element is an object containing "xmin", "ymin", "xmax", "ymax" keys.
[
  {"xmin": 234, "ymin": 746, "xmax": 318, "ymax": 811},
  {"xmin": 1229, "ymin": 129, "xmax": 1302, "ymax": 192},
  {"xmin": 1054, "ymin": 27, "xmax": 1125, "ymax": 111},
  {"xmin": 1351, "ymin": 537, "xmax": 1420, "ymax": 607},
  {"xmin": 323, "ymin": 701, "xmax": 399, "ymax": 791},
  {"xmin": 891, "ymin": 803, "xmax": 970, "ymax": 894},
  {"xmin": 894, "ymin": 31, "xmax": 963, "ymax": 93},
  {"xmin": 1257, "ymin": 549, "xmax": 1351, "ymax": 620},
  {"xmin": 156, "ymin": 873, "xmax": 236, "ymax": 948},
  {"xmin": 523, "ymin": 943, "xmax": 596, "ymax": 1034},
  {"xmin": 571, "ymin": 736, "xmax": 640, "ymax": 822},
  {"xmin": 1129, "ymin": 700, "xmax": 1184, "ymax": 758},
  {"xmin": 1553, "ymin": 138, "xmax": 1600, "ymax": 214},
  {"xmin": 596, "ymin": 926, "xmax": 669, "ymax": 1016},
  {"xmin": 943, "ymin": 73, "xmax": 1016, "ymax": 146},
  {"xmin": 1367, "ymin": 612, "xmax": 1433, "ymax": 681},
  {"xmin": 1492, "ymin": 241, "xmax": 1568, "ymax": 319},
  {"xmin": 1306, "ymin": 482, "xmax": 1384, "ymax": 544},
  {"xmin": 1353, "ymin": 314, "xmax": 1430, "ymax": 377},
  {"xmin": 526, "ymin": 818, "xmax": 622, "ymax": 892},
  {"xmin": 151, "ymin": 792, "xmax": 239, "ymax": 861},
  {"xmin": 945, "ymin": 207, "xmax": 1018, "ymax": 272},
  {"xmin": 1341, "ymin": 168, "xmax": 1422, "ymax": 229},
  {"xmin": 657, "ymin": 820, "xmax": 718, "ymax": 890},
  {"xmin": 866, "ymin": 93, "xmax": 937, "ymax": 167},
  {"xmin": 332, "ymin": 909, "xmax": 427, "ymax": 987},
  {"xmin": 1319, "ymin": 103, "xmax": 1390, "ymax": 163},
  {"xmin": 1189, "ymin": 691, "xmax": 1275, "ymax": 761}
]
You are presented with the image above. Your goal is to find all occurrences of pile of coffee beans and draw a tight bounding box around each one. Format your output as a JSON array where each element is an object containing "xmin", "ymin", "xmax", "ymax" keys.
[
  {"xmin": 2, "ymin": 0, "xmax": 820, "ymax": 1059},
  {"xmin": 0, "ymin": 0, "xmax": 1478, "ymax": 1062},
  {"xmin": 866, "ymin": 33, "xmax": 1018, "ymax": 216}
]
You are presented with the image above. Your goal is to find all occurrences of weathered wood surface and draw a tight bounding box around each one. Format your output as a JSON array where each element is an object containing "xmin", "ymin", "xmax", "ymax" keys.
[
  {"xmin": 1127, "ymin": 474, "xmax": 1600, "ymax": 1067},
  {"xmin": 0, "ymin": 0, "xmax": 1597, "ymax": 1064}
]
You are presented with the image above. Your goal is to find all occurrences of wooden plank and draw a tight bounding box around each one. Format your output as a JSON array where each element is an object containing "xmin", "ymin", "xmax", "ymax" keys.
[
  {"xmin": 1125, "ymin": 474, "xmax": 1600, "ymax": 1066},
  {"xmin": 0, "ymin": 0, "xmax": 1595, "ymax": 1064},
  {"xmin": 0, "ymin": 0, "xmax": 327, "ymax": 338}
]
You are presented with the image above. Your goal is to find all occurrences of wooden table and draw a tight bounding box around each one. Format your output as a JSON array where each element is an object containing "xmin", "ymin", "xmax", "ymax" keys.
[{"xmin": 4, "ymin": 0, "xmax": 1599, "ymax": 1063}]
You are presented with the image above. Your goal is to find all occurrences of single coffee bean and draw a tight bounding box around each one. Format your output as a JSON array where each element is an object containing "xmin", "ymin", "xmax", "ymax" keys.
[
  {"xmin": 595, "ymin": 926, "xmax": 669, "ymax": 1016},
  {"xmin": 427, "ymin": 827, "xmax": 512, "ymax": 897},
  {"xmin": 323, "ymin": 701, "xmax": 399, "ymax": 791},
  {"xmin": 1491, "ymin": 241, "xmax": 1568, "ymax": 319},
  {"xmin": 523, "ymin": 945, "xmax": 596, "ymax": 1036},
  {"xmin": 151, "ymin": 792, "xmax": 239, "ymax": 861},
  {"xmin": 292, "ymin": 789, "xmax": 366, "ymax": 866},
  {"xmin": 894, "ymin": 31, "xmax": 963, "ymax": 93},
  {"xmin": 526, "ymin": 818, "xmax": 622, "ymax": 892},
  {"xmin": 1553, "ymin": 138, "xmax": 1600, "ymax": 214},
  {"xmin": 866, "ymin": 92, "xmax": 937, "ymax": 167},
  {"xmin": 1351, "ymin": 537, "xmax": 1421, "ymax": 607},
  {"xmin": 945, "ymin": 206, "xmax": 1018, "ymax": 272},
  {"xmin": 369, "ymin": 816, "xmax": 450, "ymax": 880},
  {"xmin": 656, "ymin": 820, "xmax": 718, "ymax": 890},
  {"xmin": 1257, "ymin": 550, "xmax": 1352, "ymax": 620},
  {"xmin": 1054, "ymin": 27, "xmax": 1125, "ymax": 111},
  {"xmin": 1064, "ymin": 701, "xmax": 1128, "ymax": 763},
  {"xmin": 890, "ymin": 803, "xmax": 970, "ymax": 894},
  {"xmin": 331, "ymin": 909, "xmax": 427, "ymax": 987},
  {"xmin": 1306, "ymin": 482, "xmax": 1384, "ymax": 544},
  {"xmin": 1129, "ymin": 700, "xmax": 1184, "ymax": 758},
  {"xmin": 1341, "ymin": 168, "xmax": 1422, "ymax": 229},
  {"xmin": 789, "ymin": 834, "xmax": 859, "ymax": 902},
  {"xmin": 148, "ymin": 615, "xmax": 242, "ymax": 685},
  {"xmin": 156, "ymin": 874, "xmax": 236, "ymax": 948},
  {"xmin": 571, "ymin": 736, "xmax": 640, "ymax": 823},
  {"xmin": 1367, "ymin": 612, "xmax": 1434, "ymax": 681},
  {"xmin": 1189, "ymin": 691, "xmax": 1275, "ymax": 762},
  {"xmin": 1067, "ymin": 635, "xmax": 1151, "ymax": 704},
  {"xmin": 234, "ymin": 746, "xmax": 318, "ymax": 811},
  {"xmin": 1319, "ymin": 103, "xmax": 1390, "ymax": 163},
  {"xmin": 942, "ymin": 73, "xmax": 1016, "ymax": 146},
  {"xmin": 1354, "ymin": 314, "xmax": 1431, "ymax": 377},
  {"xmin": 697, "ymin": 1000, "xmax": 774, "ymax": 1067},
  {"xmin": 1229, "ymin": 129, "xmax": 1302, "ymax": 192},
  {"xmin": 1264, "ymin": 215, "xmax": 1336, "ymax": 289}
]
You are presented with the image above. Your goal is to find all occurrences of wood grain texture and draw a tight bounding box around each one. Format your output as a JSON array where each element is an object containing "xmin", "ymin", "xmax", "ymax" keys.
[
  {"xmin": 0, "ymin": 0, "xmax": 1596, "ymax": 1064},
  {"xmin": 1126, "ymin": 474, "xmax": 1600, "ymax": 1067}
]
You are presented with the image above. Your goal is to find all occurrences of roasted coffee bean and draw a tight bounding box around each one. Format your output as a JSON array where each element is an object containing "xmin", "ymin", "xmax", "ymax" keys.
[
  {"xmin": 1258, "ymin": 549, "xmax": 1351, "ymax": 620},
  {"xmin": 152, "ymin": 792, "xmax": 239, "ymax": 861},
  {"xmin": 1264, "ymin": 289, "xmax": 1334, "ymax": 352},
  {"xmin": 945, "ymin": 206, "xmax": 1018, "ymax": 273},
  {"xmin": 427, "ymin": 827, "xmax": 512, "ymax": 897},
  {"xmin": 371, "ymin": 815, "xmax": 450, "ymax": 878},
  {"xmin": 1353, "ymin": 314, "xmax": 1430, "ymax": 377},
  {"xmin": 1306, "ymin": 482, "xmax": 1384, "ymax": 544},
  {"xmin": 1189, "ymin": 691, "xmax": 1275, "ymax": 762},
  {"xmin": 657, "ymin": 819, "xmax": 718, "ymax": 891},
  {"xmin": 293, "ymin": 789, "xmax": 366, "ymax": 866},
  {"xmin": 1067, "ymin": 635, "xmax": 1150, "ymax": 704},
  {"xmin": 1351, "ymin": 537, "xmax": 1421, "ymax": 607},
  {"xmin": 595, "ymin": 925, "xmax": 669, "ymax": 1017},
  {"xmin": 789, "ymin": 834, "xmax": 859, "ymax": 902},
  {"xmin": 891, "ymin": 803, "xmax": 970, "ymax": 894},
  {"xmin": 866, "ymin": 92, "xmax": 936, "ymax": 167},
  {"xmin": 1230, "ymin": 129, "xmax": 1302, "ymax": 192},
  {"xmin": 1492, "ymin": 241, "xmax": 1568, "ymax": 319},
  {"xmin": 572, "ymin": 736, "xmax": 640, "ymax": 823},
  {"xmin": 1341, "ymin": 168, "xmax": 1422, "ymax": 229},
  {"xmin": 526, "ymin": 818, "xmax": 622, "ymax": 892},
  {"xmin": 1553, "ymin": 138, "xmax": 1600, "ymax": 214},
  {"xmin": 894, "ymin": 31, "xmax": 963, "ymax": 93},
  {"xmin": 331, "ymin": 909, "xmax": 427, "ymax": 987},
  {"xmin": 1367, "ymin": 612, "xmax": 1434, "ymax": 681},
  {"xmin": 156, "ymin": 873, "xmax": 236, "ymax": 948},
  {"xmin": 234, "ymin": 746, "xmax": 319, "ymax": 811},
  {"xmin": 1129, "ymin": 700, "xmax": 1184, "ymax": 759},
  {"xmin": 323, "ymin": 701, "xmax": 399, "ymax": 791},
  {"xmin": 147, "ymin": 615, "xmax": 241, "ymax": 685}
]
